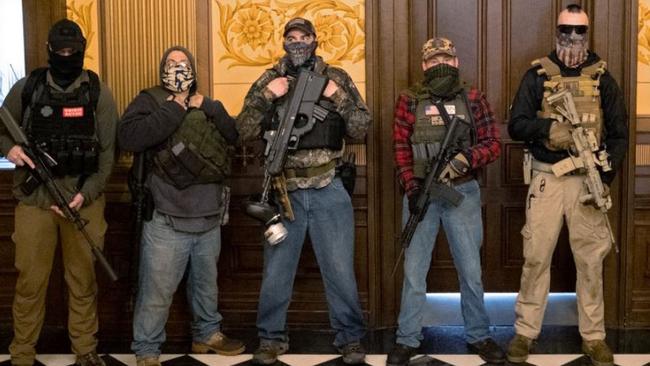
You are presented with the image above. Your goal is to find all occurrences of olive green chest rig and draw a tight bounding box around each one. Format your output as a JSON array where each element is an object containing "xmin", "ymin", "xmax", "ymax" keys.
[
  {"xmin": 410, "ymin": 91, "xmax": 473, "ymax": 178},
  {"xmin": 534, "ymin": 56, "xmax": 606, "ymax": 144},
  {"xmin": 145, "ymin": 87, "xmax": 231, "ymax": 189}
]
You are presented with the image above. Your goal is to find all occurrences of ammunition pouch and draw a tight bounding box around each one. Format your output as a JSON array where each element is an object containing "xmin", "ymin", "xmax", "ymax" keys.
[
  {"xmin": 20, "ymin": 172, "xmax": 42, "ymax": 196},
  {"xmin": 154, "ymin": 109, "xmax": 231, "ymax": 189},
  {"xmin": 43, "ymin": 137, "xmax": 99, "ymax": 177}
]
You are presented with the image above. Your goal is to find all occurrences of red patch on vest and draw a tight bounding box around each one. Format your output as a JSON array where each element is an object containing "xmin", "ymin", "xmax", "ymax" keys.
[{"xmin": 62, "ymin": 107, "xmax": 84, "ymax": 118}]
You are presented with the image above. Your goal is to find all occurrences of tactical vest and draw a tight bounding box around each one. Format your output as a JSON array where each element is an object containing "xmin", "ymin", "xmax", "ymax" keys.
[
  {"xmin": 22, "ymin": 68, "xmax": 100, "ymax": 177},
  {"xmin": 146, "ymin": 87, "xmax": 231, "ymax": 189},
  {"xmin": 410, "ymin": 90, "xmax": 474, "ymax": 178},
  {"xmin": 267, "ymin": 66, "xmax": 345, "ymax": 151},
  {"xmin": 533, "ymin": 56, "xmax": 606, "ymax": 144}
]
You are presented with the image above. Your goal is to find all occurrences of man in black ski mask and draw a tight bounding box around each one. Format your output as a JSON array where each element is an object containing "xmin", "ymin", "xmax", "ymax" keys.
[
  {"xmin": 0, "ymin": 18, "xmax": 118, "ymax": 366},
  {"xmin": 47, "ymin": 19, "xmax": 87, "ymax": 88}
]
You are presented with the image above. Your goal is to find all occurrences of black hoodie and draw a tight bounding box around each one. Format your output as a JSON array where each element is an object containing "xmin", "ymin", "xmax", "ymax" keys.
[
  {"xmin": 118, "ymin": 46, "xmax": 238, "ymax": 231},
  {"xmin": 508, "ymin": 51, "xmax": 628, "ymax": 185}
]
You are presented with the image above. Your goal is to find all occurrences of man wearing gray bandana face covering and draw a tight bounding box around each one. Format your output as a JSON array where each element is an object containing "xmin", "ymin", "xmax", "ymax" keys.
[
  {"xmin": 507, "ymin": 4, "xmax": 628, "ymax": 366},
  {"xmin": 119, "ymin": 46, "xmax": 244, "ymax": 366}
]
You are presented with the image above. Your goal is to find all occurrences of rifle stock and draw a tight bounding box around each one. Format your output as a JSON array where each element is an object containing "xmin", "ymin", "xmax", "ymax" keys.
[
  {"xmin": 0, "ymin": 106, "xmax": 118, "ymax": 281},
  {"xmin": 545, "ymin": 88, "xmax": 616, "ymax": 246}
]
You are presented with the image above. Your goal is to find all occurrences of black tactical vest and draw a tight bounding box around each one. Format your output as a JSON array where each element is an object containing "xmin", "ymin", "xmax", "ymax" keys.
[
  {"xmin": 267, "ymin": 66, "xmax": 345, "ymax": 151},
  {"xmin": 22, "ymin": 68, "xmax": 100, "ymax": 177}
]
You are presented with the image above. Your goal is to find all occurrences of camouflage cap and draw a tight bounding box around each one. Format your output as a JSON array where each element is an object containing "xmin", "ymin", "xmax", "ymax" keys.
[
  {"xmin": 283, "ymin": 17, "xmax": 317, "ymax": 37},
  {"xmin": 421, "ymin": 37, "xmax": 456, "ymax": 61}
]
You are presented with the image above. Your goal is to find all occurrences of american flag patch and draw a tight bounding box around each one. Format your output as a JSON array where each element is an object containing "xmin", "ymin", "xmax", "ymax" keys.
[
  {"xmin": 425, "ymin": 105, "xmax": 439, "ymax": 115},
  {"xmin": 62, "ymin": 107, "xmax": 84, "ymax": 118}
]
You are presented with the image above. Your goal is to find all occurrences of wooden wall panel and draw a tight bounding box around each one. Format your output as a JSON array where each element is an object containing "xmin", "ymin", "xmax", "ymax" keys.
[
  {"xmin": 1, "ymin": 0, "xmax": 644, "ymax": 336},
  {"xmin": 369, "ymin": 0, "xmax": 634, "ymax": 326},
  {"xmin": 101, "ymin": 0, "xmax": 197, "ymax": 113}
]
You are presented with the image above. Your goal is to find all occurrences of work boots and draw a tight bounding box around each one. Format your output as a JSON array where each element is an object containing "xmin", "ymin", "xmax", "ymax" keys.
[
  {"xmin": 191, "ymin": 331, "xmax": 245, "ymax": 355},
  {"xmin": 506, "ymin": 334, "xmax": 533, "ymax": 363},
  {"xmin": 582, "ymin": 339, "xmax": 614, "ymax": 366},
  {"xmin": 76, "ymin": 352, "xmax": 105, "ymax": 366},
  {"xmin": 252, "ymin": 339, "xmax": 289, "ymax": 365}
]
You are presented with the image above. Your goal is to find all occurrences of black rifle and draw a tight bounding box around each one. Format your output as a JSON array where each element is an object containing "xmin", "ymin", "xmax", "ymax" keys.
[
  {"xmin": 244, "ymin": 70, "xmax": 328, "ymax": 245},
  {"xmin": 391, "ymin": 102, "xmax": 468, "ymax": 277},
  {"xmin": 0, "ymin": 106, "xmax": 118, "ymax": 281},
  {"xmin": 127, "ymin": 152, "xmax": 152, "ymax": 308}
]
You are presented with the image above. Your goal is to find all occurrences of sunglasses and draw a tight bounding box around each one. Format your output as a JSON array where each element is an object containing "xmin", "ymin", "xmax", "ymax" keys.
[{"xmin": 557, "ymin": 25, "xmax": 588, "ymax": 35}]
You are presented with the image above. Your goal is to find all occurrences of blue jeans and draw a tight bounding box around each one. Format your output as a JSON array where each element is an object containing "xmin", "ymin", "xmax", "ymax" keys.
[
  {"xmin": 256, "ymin": 178, "xmax": 366, "ymax": 347},
  {"xmin": 396, "ymin": 179, "xmax": 490, "ymax": 347},
  {"xmin": 132, "ymin": 211, "xmax": 223, "ymax": 358}
]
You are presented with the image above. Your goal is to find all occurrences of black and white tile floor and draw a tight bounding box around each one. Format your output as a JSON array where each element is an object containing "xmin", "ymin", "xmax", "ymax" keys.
[
  {"xmin": 1, "ymin": 326, "xmax": 649, "ymax": 366},
  {"xmin": 1, "ymin": 353, "xmax": 650, "ymax": 366}
]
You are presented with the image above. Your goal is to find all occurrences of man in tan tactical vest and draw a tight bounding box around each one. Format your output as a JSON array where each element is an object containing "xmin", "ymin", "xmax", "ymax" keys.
[{"xmin": 507, "ymin": 4, "xmax": 628, "ymax": 366}]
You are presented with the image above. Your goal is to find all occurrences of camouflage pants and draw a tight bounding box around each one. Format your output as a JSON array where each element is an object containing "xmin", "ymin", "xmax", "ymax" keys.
[{"xmin": 513, "ymin": 171, "xmax": 612, "ymax": 341}]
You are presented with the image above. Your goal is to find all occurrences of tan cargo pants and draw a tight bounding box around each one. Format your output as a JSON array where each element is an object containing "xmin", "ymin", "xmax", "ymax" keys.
[
  {"xmin": 514, "ymin": 171, "xmax": 611, "ymax": 341},
  {"xmin": 9, "ymin": 196, "xmax": 107, "ymax": 365}
]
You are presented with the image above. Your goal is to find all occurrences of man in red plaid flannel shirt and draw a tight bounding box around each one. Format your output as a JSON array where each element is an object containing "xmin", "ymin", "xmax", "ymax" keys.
[{"xmin": 388, "ymin": 37, "xmax": 502, "ymax": 366}]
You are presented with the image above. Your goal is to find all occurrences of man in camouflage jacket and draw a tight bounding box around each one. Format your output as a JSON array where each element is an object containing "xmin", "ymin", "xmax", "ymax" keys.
[{"xmin": 237, "ymin": 17, "xmax": 370, "ymax": 366}]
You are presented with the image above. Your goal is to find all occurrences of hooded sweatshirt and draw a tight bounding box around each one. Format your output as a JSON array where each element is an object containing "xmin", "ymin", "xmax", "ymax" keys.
[{"xmin": 118, "ymin": 46, "xmax": 238, "ymax": 232}]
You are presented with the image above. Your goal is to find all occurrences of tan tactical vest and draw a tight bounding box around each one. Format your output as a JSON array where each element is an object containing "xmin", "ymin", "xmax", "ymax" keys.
[
  {"xmin": 410, "ymin": 92, "xmax": 472, "ymax": 178},
  {"xmin": 533, "ymin": 56, "xmax": 606, "ymax": 144}
]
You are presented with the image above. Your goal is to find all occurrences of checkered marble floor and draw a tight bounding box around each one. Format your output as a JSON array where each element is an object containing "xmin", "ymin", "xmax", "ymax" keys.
[{"xmin": 1, "ymin": 354, "xmax": 650, "ymax": 366}]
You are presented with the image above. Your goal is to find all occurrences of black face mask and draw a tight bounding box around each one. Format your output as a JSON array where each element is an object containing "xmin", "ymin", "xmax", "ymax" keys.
[
  {"xmin": 48, "ymin": 50, "xmax": 84, "ymax": 88},
  {"xmin": 421, "ymin": 63, "xmax": 462, "ymax": 98}
]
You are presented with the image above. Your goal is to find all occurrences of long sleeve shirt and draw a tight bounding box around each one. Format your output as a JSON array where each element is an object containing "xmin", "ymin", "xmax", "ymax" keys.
[
  {"xmin": 508, "ymin": 51, "xmax": 628, "ymax": 185},
  {"xmin": 0, "ymin": 70, "xmax": 118, "ymax": 208},
  {"xmin": 393, "ymin": 86, "xmax": 501, "ymax": 196}
]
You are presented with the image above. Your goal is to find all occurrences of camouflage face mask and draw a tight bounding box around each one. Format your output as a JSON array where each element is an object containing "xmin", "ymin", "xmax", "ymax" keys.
[
  {"xmin": 556, "ymin": 27, "xmax": 588, "ymax": 68},
  {"xmin": 283, "ymin": 41, "xmax": 317, "ymax": 67},
  {"xmin": 161, "ymin": 62, "xmax": 195, "ymax": 93}
]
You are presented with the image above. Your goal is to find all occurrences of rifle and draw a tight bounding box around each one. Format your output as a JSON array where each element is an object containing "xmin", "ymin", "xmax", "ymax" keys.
[
  {"xmin": 0, "ymin": 106, "xmax": 118, "ymax": 281},
  {"xmin": 391, "ymin": 102, "xmax": 468, "ymax": 277},
  {"xmin": 545, "ymin": 88, "xmax": 616, "ymax": 247},
  {"xmin": 127, "ymin": 152, "xmax": 152, "ymax": 308},
  {"xmin": 244, "ymin": 70, "xmax": 328, "ymax": 245}
]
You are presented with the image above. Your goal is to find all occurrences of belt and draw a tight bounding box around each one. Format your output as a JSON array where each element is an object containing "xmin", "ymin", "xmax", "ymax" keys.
[
  {"xmin": 531, "ymin": 160, "xmax": 554, "ymax": 173},
  {"xmin": 532, "ymin": 159, "xmax": 583, "ymax": 176},
  {"xmin": 450, "ymin": 174, "xmax": 474, "ymax": 186},
  {"xmin": 284, "ymin": 160, "xmax": 336, "ymax": 179}
]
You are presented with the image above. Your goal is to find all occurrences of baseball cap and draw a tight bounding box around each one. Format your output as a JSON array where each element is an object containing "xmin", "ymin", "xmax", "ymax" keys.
[
  {"xmin": 421, "ymin": 37, "xmax": 457, "ymax": 61},
  {"xmin": 48, "ymin": 19, "xmax": 86, "ymax": 53},
  {"xmin": 283, "ymin": 17, "xmax": 316, "ymax": 37}
]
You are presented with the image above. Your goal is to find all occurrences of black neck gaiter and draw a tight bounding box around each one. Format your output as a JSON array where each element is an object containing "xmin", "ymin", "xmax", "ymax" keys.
[
  {"xmin": 421, "ymin": 64, "xmax": 462, "ymax": 98},
  {"xmin": 48, "ymin": 50, "xmax": 84, "ymax": 88}
]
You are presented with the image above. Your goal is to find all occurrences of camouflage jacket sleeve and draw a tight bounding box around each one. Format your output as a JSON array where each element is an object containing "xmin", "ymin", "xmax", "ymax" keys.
[
  {"xmin": 236, "ymin": 69, "xmax": 280, "ymax": 143},
  {"xmin": 326, "ymin": 67, "xmax": 371, "ymax": 140}
]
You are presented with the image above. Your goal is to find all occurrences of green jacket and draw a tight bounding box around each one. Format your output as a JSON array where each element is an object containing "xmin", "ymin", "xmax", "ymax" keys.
[{"xmin": 0, "ymin": 70, "xmax": 118, "ymax": 208}]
